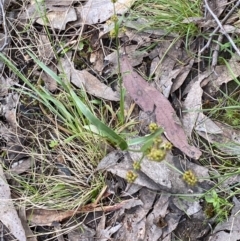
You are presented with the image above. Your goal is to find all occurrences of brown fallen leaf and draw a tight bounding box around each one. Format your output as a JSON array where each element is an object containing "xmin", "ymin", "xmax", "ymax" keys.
[
  {"xmin": 27, "ymin": 200, "xmax": 132, "ymax": 226},
  {"xmin": 120, "ymin": 54, "xmax": 201, "ymax": 159}
]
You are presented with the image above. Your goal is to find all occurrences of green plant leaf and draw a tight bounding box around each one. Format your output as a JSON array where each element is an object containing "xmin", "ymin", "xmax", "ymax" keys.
[
  {"xmin": 128, "ymin": 128, "xmax": 163, "ymax": 149},
  {"xmin": 27, "ymin": 51, "xmax": 128, "ymax": 150}
]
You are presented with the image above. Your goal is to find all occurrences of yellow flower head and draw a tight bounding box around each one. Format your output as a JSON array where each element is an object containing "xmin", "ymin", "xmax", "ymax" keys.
[
  {"xmin": 149, "ymin": 123, "xmax": 158, "ymax": 132},
  {"xmin": 183, "ymin": 170, "xmax": 197, "ymax": 186},
  {"xmin": 126, "ymin": 171, "xmax": 138, "ymax": 183}
]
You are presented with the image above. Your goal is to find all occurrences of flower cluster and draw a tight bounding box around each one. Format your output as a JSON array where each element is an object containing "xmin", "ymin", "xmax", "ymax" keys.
[
  {"xmin": 133, "ymin": 161, "xmax": 141, "ymax": 170},
  {"xmin": 149, "ymin": 122, "xmax": 159, "ymax": 132},
  {"xmin": 126, "ymin": 171, "xmax": 138, "ymax": 183},
  {"xmin": 126, "ymin": 123, "xmax": 173, "ymax": 183},
  {"xmin": 182, "ymin": 170, "xmax": 197, "ymax": 186},
  {"xmin": 147, "ymin": 148, "xmax": 166, "ymax": 161},
  {"xmin": 147, "ymin": 123, "xmax": 172, "ymax": 162}
]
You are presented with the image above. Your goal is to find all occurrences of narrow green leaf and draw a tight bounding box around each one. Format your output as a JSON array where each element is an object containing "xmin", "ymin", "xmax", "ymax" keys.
[
  {"xmin": 27, "ymin": 51, "xmax": 128, "ymax": 150},
  {"xmin": 69, "ymin": 88, "xmax": 128, "ymax": 150},
  {"xmin": 127, "ymin": 128, "xmax": 163, "ymax": 146}
]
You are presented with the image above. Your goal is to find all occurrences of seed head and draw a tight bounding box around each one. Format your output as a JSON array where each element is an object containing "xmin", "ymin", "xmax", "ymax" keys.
[
  {"xmin": 182, "ymin": 170, "xmax": 197, "ymax": 186},
  {"xmin": 126, "ymin": 171, "xmax": 138, "ymax": 183},
  {"xmin": 149, "ymin": 123, "xmax": 158, "ymax": 132}
]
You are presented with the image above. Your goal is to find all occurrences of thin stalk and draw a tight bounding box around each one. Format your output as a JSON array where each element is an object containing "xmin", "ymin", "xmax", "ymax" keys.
[{"xmin": 113, "ymin": 3, "xmax": 125, "ymax": 125}]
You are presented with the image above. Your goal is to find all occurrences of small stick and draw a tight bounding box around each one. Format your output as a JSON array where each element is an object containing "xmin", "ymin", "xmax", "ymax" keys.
[
  {"xmin": 200, "ymin": 0, "xmax": 240, "ymax": 53},
  {"xmin": 203, "ymin": 0, "xmax": 240, "ymax": 56},
  {"xmin": 0, "ymin": 0, "xmax": 8, "ymax": 51},
  {"xmin": 211, "ymin": 34, "xmax": 223, "ymax": 68}
]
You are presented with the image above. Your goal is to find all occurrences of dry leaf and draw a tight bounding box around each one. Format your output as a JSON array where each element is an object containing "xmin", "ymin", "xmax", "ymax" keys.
[
  {"xmin": 120, "ymin": 54, "xmax": 201, "ymax": 159},
  {"xmin": 27, "ymin": 209, "xmax": 68, "ymax": 226},
  {"xmin": 0, "ymin": 165, "xmax": 27, "ymax": 241},
  {"xmin": 27, "ymin": 202, "xmax": 129, "ymax": 226},
  {"xmin": 79, "ymin": 0, "xmax": 135, "ymax": 25},
  {"xmin": 197, "ymin": 122, "xmax": 240, "ymax": 156},
  {"xmin": 171, "ymin": 59, "xmax": 194, "ymax": 93},
  {"xmin": 154, "ymin": 40, "xmax": 181, "ymax": 98},
  {"xmin": 59, "ymin": 55, "xmax": 120, "ymax": 101},
  {"xmin": 36, "ymin": 8, "xmax": 77, "ymax": 30},
  {"xmin": 181, "ymin": 69, "xmax": 222, "ymax": 139},
  {"xmin": 185, "ymin": 56, "xmax": 240, "ymax": 96},
  {"xmin": 123, "ymin": 19, "xmax": 179, "ymax": 37},
  {"xmin": 19, "ymin": 2, "xmax": 77, "ymax": 30},
  {"xmin": 18, "ymin": 207, "xmax": 37, "ymax": 241},
  {"xmin": 97, "ymin": 150, "xmax": 161, "ymax": 191},
  {"xmin": 144, "ymin": 195, "xmax": 170, "ymax": 240},
  {"xmin": 1, "ymin": 93, "xmax": 18, "ymax": 128},
  {"xmin": 40, "ymin": 65, "xmax": 58, "ymax": 92},
  {"xmin": 195, "ymin": 113, "xmax": 222, "ymax": 134},
  {"xmin": 130, "ymin": 150, "xmax": 211, "ymax": 194},
  {"xmin": 0, "ymin": 77, "xmax": 16, "ymax": 97},
  {"xmin": 37, "ymin": 34, "xmax": 55, "ymax": 64},
  {"xmin": 71, "ymin": 70, "xmax": 120, "ymax": 101},
  {"xmin": 105, "ymin": 45, "xmax": 148, "ymax": 68},
  {"xmin": 68, "ymin": 224, "xmax": 95, "ymax": 241},
  {"xmin": 182, "ymin": 79, "xmax": 203, "ymax": 136}
]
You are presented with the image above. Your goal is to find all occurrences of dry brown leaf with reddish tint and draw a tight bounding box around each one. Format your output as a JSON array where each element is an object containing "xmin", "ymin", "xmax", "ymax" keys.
[
  {"xmin": 27, "ymin": 201, "xmax": 130, "ymax": 226},
  {"xmin": 120, "ymin": 54, "xmax": 201, "ymax": 159},
  {"xmin": 27, "ymin": 209, "xmax": 75, "ymax": 226}
]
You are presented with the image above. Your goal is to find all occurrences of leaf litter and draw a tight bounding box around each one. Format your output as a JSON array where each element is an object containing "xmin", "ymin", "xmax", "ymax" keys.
[
  {"xmin": 2, "ymin": 0, "xmax": 240, "ymax": 240},
  {"xmin": 120, "ymin": 53, "xmax": 202, "ymax": 159}
]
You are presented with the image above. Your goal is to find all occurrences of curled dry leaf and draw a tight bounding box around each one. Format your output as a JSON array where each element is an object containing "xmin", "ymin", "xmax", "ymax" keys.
[{"xmin": 120, "ymin": 54, "xmax": 201, "ymax": 159}]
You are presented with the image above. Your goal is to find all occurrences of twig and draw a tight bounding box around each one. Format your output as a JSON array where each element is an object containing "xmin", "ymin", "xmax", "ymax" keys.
[
  {"xmin": 200, "ymin": 0, "xmax": 240, "ymax": 54},
  {"xmin": 0, "ymin": 0, "xmax": 8, "ymax": 51},
  {"xmin": 202, "ymin": 0, "xmax": 240, "ymax": 57},
  {"xmin": 211, "ymin": 34, "xmax": 223, "ymax": 68}
]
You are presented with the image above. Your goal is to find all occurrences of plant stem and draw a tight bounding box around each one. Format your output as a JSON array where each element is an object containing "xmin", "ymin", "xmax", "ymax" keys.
[{"xmin": 113, "ymin": 4, "xmax": 125, "ymax": 125}]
